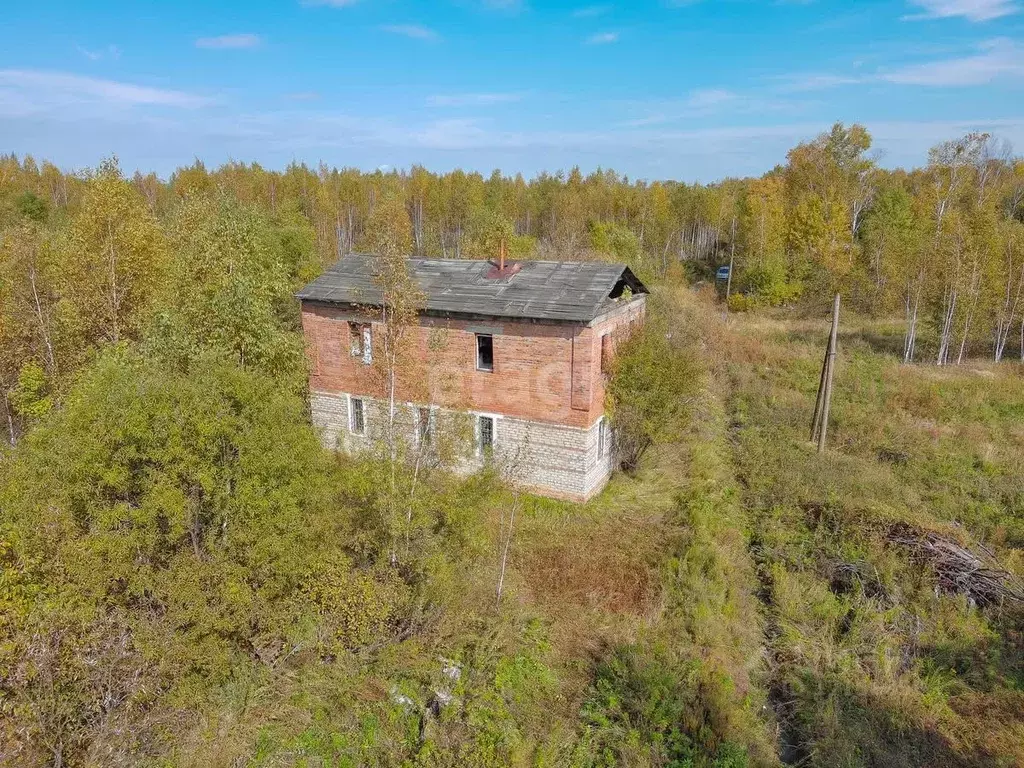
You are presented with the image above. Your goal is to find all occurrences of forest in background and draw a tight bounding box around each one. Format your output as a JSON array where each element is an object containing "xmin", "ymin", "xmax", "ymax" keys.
[
  {"xmin": 3, "ymin": 123, "xmax": 1024, "ymax": 439},
  {"xmin": 2, "ymin": 124, "xmax": 1024, "ymax": 767}
]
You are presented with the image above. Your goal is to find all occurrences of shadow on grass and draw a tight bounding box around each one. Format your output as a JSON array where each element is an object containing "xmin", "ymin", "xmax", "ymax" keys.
[{"xmin": 776, "ymin": 673, "xmax": 1004, "ymax": 768}]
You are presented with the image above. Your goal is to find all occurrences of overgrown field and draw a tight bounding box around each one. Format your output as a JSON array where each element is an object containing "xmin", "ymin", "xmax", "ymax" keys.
[{"xmin": 719, "ymin": 299, "xmax": 1024, "ymax": 767}]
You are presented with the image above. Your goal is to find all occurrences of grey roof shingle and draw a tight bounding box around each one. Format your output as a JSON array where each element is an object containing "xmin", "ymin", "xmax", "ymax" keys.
[{"xmin": 297, "ymin": 255, "xmax": 647, "ymax": 323}]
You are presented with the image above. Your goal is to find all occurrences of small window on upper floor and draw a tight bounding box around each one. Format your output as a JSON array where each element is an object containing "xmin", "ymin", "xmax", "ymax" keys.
[
  {"xmin": 476, "ymin": 334, "xmax": 494, "ymax": 372},
  {"xmin": 350, "ymin": 322, "xmax": 372, "ymax": 365}
]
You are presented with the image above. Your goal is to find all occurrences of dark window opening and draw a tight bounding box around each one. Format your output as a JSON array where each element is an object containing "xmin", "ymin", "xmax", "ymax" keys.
[
  {"xmin": 478, "ymin": 416, "xmax": 494, "ymax": 455},
  {"xmin": 417, "ymin": 407, "xmax": 433, "ymax": 445},
  {"xmin": 476, "ymin": 334, "xmax": 494, "ymax": 372},
  {"xmin": 350, "ymin": 322, "xmax": 372, "ymax": 364},
  {"xmin": 349, "ymin": 322, "xmax": 362, "ymax": 356},
  {"xmin": 350, "ymin": 398, "xmax": 365, "ymax": 434}
]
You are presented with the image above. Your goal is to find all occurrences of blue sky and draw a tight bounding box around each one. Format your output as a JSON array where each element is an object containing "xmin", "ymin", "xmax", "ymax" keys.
[{"xmin": 1, "ymin": 0, "xmax": 1022, "ymax": 181}]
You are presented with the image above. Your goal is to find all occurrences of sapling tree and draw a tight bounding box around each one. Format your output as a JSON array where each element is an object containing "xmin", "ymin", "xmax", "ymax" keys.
[
  {"xmin": 363, "ymin": 190, "xmax": 426, "ymax": 563},
  {"xmin": 493, "ymin": 438, "xmax": 531, "ymax": 607}
]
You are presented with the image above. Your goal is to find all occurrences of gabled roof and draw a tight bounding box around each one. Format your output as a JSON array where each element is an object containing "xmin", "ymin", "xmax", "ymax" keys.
[{"xmin": 296, "ymin": 255, "xmax": 648, "ymax": 323}]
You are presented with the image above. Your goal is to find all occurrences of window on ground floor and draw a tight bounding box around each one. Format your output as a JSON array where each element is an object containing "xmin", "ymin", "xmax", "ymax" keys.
[
  {"xmin": 416, "ymin": 406, "xmax": 433, "ymax": 445},
  {"xmin": 477, "ymin": 415, "xmax": 495, "ymax": 455},
  {"xmin": 598, "ymin": 417, "xmax": 611, "ymax": 458},
  {"xmin": 350, "ymin": 397, "xmax": 365, "ymax": 434}
]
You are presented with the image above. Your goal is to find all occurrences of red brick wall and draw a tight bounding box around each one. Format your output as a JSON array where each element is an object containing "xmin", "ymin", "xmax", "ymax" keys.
[{"xmin": 301, "ymin": 298, "xmax": 645, "ymax": 430}]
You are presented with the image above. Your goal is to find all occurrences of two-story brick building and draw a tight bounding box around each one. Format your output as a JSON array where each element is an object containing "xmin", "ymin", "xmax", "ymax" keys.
[{"xmin": 297, "ymin": 254, "xmax": 647, "ymax": 501}]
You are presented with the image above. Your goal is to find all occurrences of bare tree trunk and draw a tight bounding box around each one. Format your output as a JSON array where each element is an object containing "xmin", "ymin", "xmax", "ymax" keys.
[
  {"xmin": 411, "ymin": 198, "xmax": 424, "ymax": 255},
  {"xmin": 29, "ymin": 264, "xmax": 57, "ymax": 375},
  {"xmin": 405, "ymin": 440, "xmax": 424, "ymax": 559},
  {"xmin": 495, "ymin": 492, "xmax": 520, "ymax": 606},
  {"xmin": 813, "ymin": 294, "xmax": 841, "ymax": 453},
  {"xmin": 956, "ymin": 262, "xmax": 981, "ymax": 365},
  {"xmin": 106, "ymin": 221, "xmax": 120, "ymax": 344},
  {"xmin": 995, "ymin": 252, "xmax": 1024, "ymax": 362},
  {"xmin": 387, "ymin": 311, "xmax": 398, "ymax": 563},
  {"xmin": 903, "ymin": 273, "xmax": 923, "ymax": 364},
  {"xmin": 189, "ymin": 490, "xmax": 203, "ymax": 559},
  {"xmin": 3, "ymin": 389, "xmax": 16, "ymax": 446},
  {"xmin": 937, "ymin": 285, "xmax": 958, "ymax": 366}
]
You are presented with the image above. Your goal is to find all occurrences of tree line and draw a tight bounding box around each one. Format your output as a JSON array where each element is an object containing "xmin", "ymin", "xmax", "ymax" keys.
[{"xmin": 3, "ymin": 124, "xmax": 1024, "ymax": 442}]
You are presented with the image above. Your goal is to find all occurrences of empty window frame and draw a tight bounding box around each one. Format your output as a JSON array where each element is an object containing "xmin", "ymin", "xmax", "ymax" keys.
[
  {"xmin": 477, "ymin": 415, "xmax": 495, "ymax": 455},
  {"xmin": 349, "ymin": 397, "xmax": 365, "ymax": 435},
  {"xmin": 416, "ymin": 406, "xmax": 433, "ymax": 445},
  {"xmin": 598, "ymin": 417, "xmax": 610, "ymax": 458},
  {"xmin": 349, "ymin": 322, "xmax": 372, "ymax": 365},
  {"xmin": 476, "ymin": 334, "xmax": 494, "ymax": 372}
]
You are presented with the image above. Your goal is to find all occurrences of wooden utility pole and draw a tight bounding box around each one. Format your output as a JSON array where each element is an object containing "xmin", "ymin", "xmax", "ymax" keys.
[
  {"xmin": 726, "ymin": 216, "xmax": 736, "ymax": 302},
  {"xmin": 811, "ymin": 294, "xmax": 841, "ymax": 453}
]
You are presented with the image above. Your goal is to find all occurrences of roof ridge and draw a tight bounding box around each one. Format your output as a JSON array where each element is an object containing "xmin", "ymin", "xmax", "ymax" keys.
[
  {"xmin": 298, "ymin": 255, "xmax": 646, "ymax": 323},
  {"xmin": 339, "ymin": 253, "xmax": 628, "ymax": 269}
]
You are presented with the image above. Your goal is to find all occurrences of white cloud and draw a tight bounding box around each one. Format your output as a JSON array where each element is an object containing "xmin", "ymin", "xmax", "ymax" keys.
[
  {"xmin": 0, "ymin": 70, "xmax": 211, "ymax": 114},
  {"xmin": 380, "ymin": 24, "xmax": 440, "ymax": 40},
  {"xmin": 195, "ymin": 33, "xmax": 263, "ymax": 49},
  {"xmin": 617, "ymin": 88, "xmax": 776, "ymax": 127},
  {"xmin": 685, "ymin": 88, "xmax": 737, "ymax": 108},
  {"xmin": 586, "ymin": 31, "xmax": 619, "ymax": 44},
  {"xmin": 77, "ymin": 44, "xmax": 121, "ymax": 61},
  {"xmin": 881, "ymin": 38, "xmax": 1024, "ymax": 85},
  {"xmin": 573, "ymin": 4, "xmax": 612, "ymax": 17},
  {"xmin": 773, "ymin": 73, "xmax": 865, "ymax": 92},
  {"xmin": 904, "ymin": 0, "xmax": 1019, "ymax": 21},
  {"xmin": 775, "ymin": 39, "xmax": 1024, "ymax": 91},
  {"xmin": 481, "ymin": 0, "xmax": 525, "ymax": 10},
  {"xmin": 428, "ymin": 92, "xmax": 524, "ymax": 106}
]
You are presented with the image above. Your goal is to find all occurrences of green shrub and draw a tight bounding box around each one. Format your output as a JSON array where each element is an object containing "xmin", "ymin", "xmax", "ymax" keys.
[{"xmin": 607, "ymin": 301, "xmax": 701, "ymax": 472}]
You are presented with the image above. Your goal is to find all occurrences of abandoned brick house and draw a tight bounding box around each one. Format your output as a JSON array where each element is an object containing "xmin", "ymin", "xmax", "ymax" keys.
[{"xmin": 297, "ymin": 254, "xmax": 647, "ymax": 501}]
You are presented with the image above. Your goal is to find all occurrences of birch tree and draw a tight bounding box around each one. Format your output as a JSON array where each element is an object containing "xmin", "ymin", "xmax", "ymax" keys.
[
  {"xmin": 994, "ymin": 220, "xmax": 1024, "ymax": 361},
  {"xmin": 363, "ymin": 192, "xmax": 426, "ymax": 562},
  {"xmin": 65, "ymin": 158, "xmax": 167, "ymax": 346}
]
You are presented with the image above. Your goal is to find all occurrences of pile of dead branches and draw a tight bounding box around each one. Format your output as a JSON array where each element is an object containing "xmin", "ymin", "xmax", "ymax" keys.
[{"xmin": 887, "ymin": 522, "xmax": 1024, "ymax": 608}]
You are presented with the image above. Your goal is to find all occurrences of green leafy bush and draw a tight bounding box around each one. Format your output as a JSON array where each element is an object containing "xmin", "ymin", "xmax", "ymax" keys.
[{"xmin": 607, "ymin": 298, "xmax": 701, "ymax": 472}]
